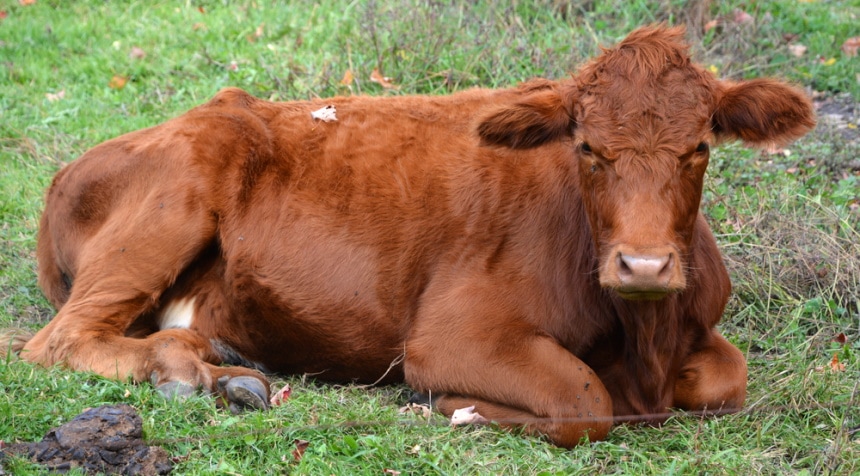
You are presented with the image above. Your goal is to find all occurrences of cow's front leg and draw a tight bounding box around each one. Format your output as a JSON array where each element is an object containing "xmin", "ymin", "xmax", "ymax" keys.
[
  {"xmin": 405, "ymin": 282, "xmax": 613, "ymax": 448},
  {"xmin": 673, "ymin": 330, "xmax": 747, "ymax": 412}
]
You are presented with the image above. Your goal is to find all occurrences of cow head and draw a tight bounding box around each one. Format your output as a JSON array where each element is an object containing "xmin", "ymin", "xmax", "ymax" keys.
[{"xmin": 478, "ymin": 26, "xmax": 815, "ymax": 300}]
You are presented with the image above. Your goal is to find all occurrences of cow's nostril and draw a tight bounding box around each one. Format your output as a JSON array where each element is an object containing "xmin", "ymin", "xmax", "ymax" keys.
[
  {"xmin": 660, "ymin": 253, "xmax": 675, "ymax": 278},
  {"xmin": 617, "ymin": 253, "xmax": 632, "ymax": 276}
]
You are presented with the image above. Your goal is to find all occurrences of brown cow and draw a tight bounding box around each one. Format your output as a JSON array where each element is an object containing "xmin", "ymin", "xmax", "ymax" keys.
[{"xmin": 5, "ymin": 26, "xmax": 814, "ymax": 447}]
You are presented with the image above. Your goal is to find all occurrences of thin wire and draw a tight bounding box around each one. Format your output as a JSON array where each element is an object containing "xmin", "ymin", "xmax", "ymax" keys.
[{"xmin": 147, "ymin": 398, "xmax": 859, "ymax": 447}]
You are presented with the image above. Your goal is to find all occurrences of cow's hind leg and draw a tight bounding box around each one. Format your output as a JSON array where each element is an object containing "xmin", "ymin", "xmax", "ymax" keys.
[
  {"xmin": 673, "ymin": 330, "xmax": 747, "ymax": 413},
  {"xmin": 22, "ymin": 189, "xmax": 270, "ymax": 410}
]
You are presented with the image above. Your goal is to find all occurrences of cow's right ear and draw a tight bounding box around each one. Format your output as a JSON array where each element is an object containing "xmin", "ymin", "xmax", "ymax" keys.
[{"xmin": 477, "ymin": 89, "xmax": 574, "ymax": 149}]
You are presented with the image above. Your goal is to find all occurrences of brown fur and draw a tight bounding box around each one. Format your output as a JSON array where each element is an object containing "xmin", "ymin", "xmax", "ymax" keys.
[{"xmin": 7, "ymin": 26, "xmax": 813, "ymax": 447}]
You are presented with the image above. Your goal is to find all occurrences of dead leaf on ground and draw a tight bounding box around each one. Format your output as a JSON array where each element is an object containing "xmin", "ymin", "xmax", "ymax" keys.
[
  {"xmin": 833, "ymin": 333, "xmax": 847, "ymax": 345},
  {"xmin": 247, "ymin": 22, "xmax": 264, "ymax": 42},
  {"xmin": 129, "ymin": 46, "xmax": 146, "ymax": 60},
  {"xmin": 269, "ymin": 383, "xmax": 292, "ymax": 407},
  {"xmin": 732, "ymin": 9, "xmax": 754, "ymax": 25},
  {"xmin": 398, "ymin": 402, "xmax": 432, "ymax": 419},
  {"xmin": 788, "ymin": 44, "xmax": 807, "ymax": 58},
  {"xmin": 843, "ymin": 37, "xmax": 860, "ymax": 57},
  {"xmin": 109, "ymin": 75, "xmax": 128, "ymax": 90},
  {"xmin": 829, "ymin": 353, "xmax": 846, "ymax": 372},
  {"xmin": 340, "ymin": 69, "xmax": 354, "ymax": 86},
  {"xmin": 450, "ymin": 405, "xmax": 488, "ymax": 426},
  {"xmin": 45, "ymin": 90, "xmax": 65, "ymax": 102},
  {"xmin": 703, "ymin": 19, "xmax": 719, "ymax": 33},
  {"xmin": 765, "ymin": 145, "xmax": 791, "ymax": 156},
  {"xmin": 370, "ymin": 68, "xmax": 399, "ymax": 90},
  {"xmin": 292, "ymin": 439, "xmax": 309, "ymax": 461},
  {"xmin": 383, "ymin": 470, "xmax": 402, "ymax": 475}
]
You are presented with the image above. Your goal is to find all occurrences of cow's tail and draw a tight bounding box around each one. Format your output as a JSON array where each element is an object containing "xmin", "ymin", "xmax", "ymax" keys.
[{"xmin": 36, "ymin": 208, "xmax": 72, "ymax": 309}]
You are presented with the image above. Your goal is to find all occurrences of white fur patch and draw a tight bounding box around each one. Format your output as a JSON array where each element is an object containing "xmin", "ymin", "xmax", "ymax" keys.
[{"xmin": 158, "ymin": 297, "xmax": 195, "ymax": 330}]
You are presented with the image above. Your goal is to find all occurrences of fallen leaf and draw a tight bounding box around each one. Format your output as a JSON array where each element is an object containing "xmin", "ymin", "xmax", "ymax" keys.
[
  {"xmin": 370, "ymin": 68, "xmax": 399, "ymax": 90},
  {"xmin": 820, "ymin": 57, "xmax": 837, "ymax": 66},
  {"xmin": 398, "ymin": 402, "xmax": 432, "ymax": 419},
  {"xmin": 197, "ymin": 6, "xmax": 205, "ymax": 14},
  {"xmin": 129, "ymin": 46, "xmax": 146, "ymax": 60},
  {"xmin": 450, "ymin": 405, "xmax": 488, "ymax": 426},
  {"xmin": 788, "ymin": 44, "xmax": 807, "ymax": 58},
  {"xmin": 383, "ymin": 470, "xmax": 401, "ymax": 475},
  {"xmin": 192, "ymin": 22, "xmax": 206, "ymax": 31},
  {"xmin": 732, "ymin": 9, "xmax": 754, "ymax": 25},
  {"xmin": 269, "ymin": 383, "xmax": 292, "ymax": 406},
  {"xmin": 833, "ymin": 333, "xmax": 847, "ymax": 345},
  {"xmin": 765, "ymin": 145, "xmax": 790, "ymax": 156},
  {"xmin": 829, "ymin": 353, "xmax": 845, "ymax": 372},
  {"xmin": 843, "ymin": 37, "xmax": 860, "ymax": 57},
  {"xmin": 246, "ymin": 23, "xmax": 265, "ymax": 43},
  {"xmin": 292, "ymin": 439, "xmax": 309, "ymax": 461},
  {"xmin": 109, "ymin": 75, "xmax": 128, "ymax": 90},
  {"xmin": 340, "ymin": 69, "xmax": 354, "ymax": 86},
  {"xmin": 703, "ymin": 19, "xmax": 719, "ymax": 33},
  {"xmin": 45, "ymin": 90, "xmax": 65, "ymax": 102},
  {"xmin": 19, "ymin": 0, "xmax": 36, "ymax": 5},
  {"xmin": 311, "ymin": 105, "xmax": 337, "ymax": 122}
]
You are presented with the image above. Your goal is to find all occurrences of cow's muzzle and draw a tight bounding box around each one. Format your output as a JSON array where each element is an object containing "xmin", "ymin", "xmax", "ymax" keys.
[{"xmin": 599, "ymin": 245, "xmax": 686, "ymax": 300}]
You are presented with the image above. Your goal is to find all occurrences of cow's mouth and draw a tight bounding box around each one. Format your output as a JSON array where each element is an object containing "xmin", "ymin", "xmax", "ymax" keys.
[{"xmin": 614, "ymin": 289, "xmax": 671, "ymax": 301}]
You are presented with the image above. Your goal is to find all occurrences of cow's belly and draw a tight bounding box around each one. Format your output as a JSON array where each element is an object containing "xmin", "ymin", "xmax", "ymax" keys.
[{"xmin": 157, "ymin": 212, "xmax": 414, "ymax": 383}]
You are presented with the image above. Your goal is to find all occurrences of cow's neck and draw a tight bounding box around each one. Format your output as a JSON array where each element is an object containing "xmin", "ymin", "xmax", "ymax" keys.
[{"xmin": 611, "ymin": 296, "xmax": 685, "ymax": 415}]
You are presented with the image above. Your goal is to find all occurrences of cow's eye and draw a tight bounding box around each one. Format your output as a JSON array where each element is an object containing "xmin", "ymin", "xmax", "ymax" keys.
[
  {"xmin": 581, "ymin": 143, "xmax": 592, "ymax": 154},
  {"xmin": 695, "ymin": 142, "xmax": 709, "ymax": 153}
]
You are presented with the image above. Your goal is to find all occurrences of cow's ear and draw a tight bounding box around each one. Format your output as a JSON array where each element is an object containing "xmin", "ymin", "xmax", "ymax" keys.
[
  {"xmin": 478, "ymin": 89, "xmax": 574, "ymax": 149},
  {"xmin": 713, "ymin": 79, "xmax": 815, "ymax": 147}
]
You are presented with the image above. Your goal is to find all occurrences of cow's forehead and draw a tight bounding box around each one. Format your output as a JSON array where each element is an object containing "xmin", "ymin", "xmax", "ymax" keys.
[{"xmin": 572, "ymin": 48, "xmax": 718, "ymax": 154}]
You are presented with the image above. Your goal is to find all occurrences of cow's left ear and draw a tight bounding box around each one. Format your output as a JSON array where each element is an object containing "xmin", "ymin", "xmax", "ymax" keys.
[
  {"xmin": 478, "ymin": 89, "xmax": 574, "ymax": 149},
  {"xmin": 713, "ymin": 79, "xmax": 816, "ymax": 147}
]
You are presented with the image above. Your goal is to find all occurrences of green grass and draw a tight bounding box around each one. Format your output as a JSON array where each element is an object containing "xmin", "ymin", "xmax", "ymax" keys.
[{"xmin": 1, "ymin": 1, "xmax": 858, "ymax": 474}]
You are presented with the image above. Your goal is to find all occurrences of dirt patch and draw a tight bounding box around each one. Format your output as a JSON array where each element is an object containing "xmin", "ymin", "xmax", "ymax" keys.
[
  {"xmin": 0, "ymin": 404, "xmax": 172, "ymax": 475},
  {"xmin": 815, "ymin": 91, "xmax": 860, "ymax": 142},
  {"xmin": 813, "ymin": 92, "xmax": 860, "ymax": 176}
]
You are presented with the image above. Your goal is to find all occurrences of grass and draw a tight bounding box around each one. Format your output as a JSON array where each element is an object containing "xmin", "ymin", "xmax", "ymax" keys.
[{"xmin": 1, "ymin": 0, "xmax": 858, "ymax": 474}]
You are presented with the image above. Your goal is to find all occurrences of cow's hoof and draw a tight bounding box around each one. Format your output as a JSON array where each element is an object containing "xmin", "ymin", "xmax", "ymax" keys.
[
  {"xmin": 407, "ymin": 392, "xmax": 437, "ymax": 409},
  {"xmin": 156, "ymin": 381, "xmax": 197, "ymax": 400},
  {"xmin": 219, "ymin": 376, "xmax": 270, "ymax": 413}
]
